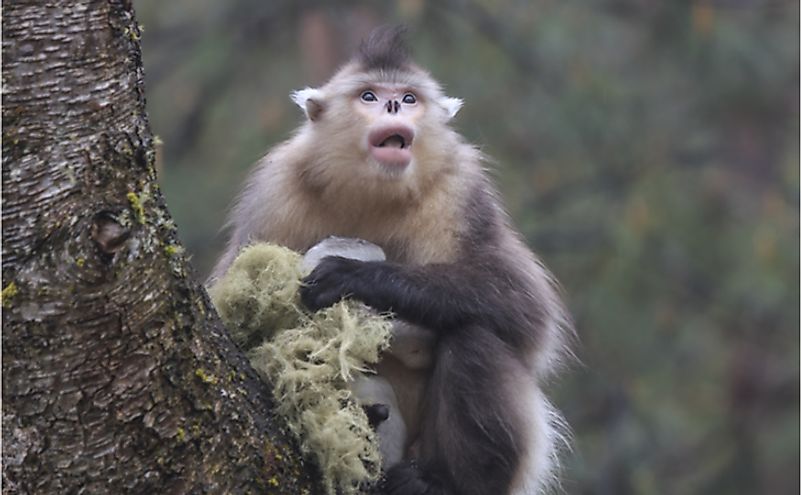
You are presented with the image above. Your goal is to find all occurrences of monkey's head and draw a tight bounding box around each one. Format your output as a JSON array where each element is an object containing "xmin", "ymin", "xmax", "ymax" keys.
[{"xmin": 290, "ymin": 27, "xmax": 466, "ymax": 205}]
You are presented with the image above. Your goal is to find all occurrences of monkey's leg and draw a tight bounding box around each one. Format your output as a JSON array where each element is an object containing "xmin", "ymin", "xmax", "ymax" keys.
[{"xmin": 383, "ymin": 327, "xmax": 531, "ymax": 495}]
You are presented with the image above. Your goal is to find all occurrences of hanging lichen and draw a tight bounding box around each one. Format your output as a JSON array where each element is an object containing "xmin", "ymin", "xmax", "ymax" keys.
[{"xmin": 208, "ymin": 243, "xmax": 393, "ymax": 495}]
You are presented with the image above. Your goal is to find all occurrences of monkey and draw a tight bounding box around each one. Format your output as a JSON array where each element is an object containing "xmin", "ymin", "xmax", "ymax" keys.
[
  {"xmin": 210, "ymin": 26, "xmax": 572, "ymax": 495},
  {"xmin": 301, "ymin": 235, "xmax": 436, "ymax": 470}
]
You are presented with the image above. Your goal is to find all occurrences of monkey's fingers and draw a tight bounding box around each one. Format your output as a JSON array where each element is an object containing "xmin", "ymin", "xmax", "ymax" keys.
[
  {"xmin": 300, "ymin": 256, "xmax": 364, "ymax": 310},
  {"xmin": 300, "ymin": 285, "xmax": 346, "ymax": 311}
]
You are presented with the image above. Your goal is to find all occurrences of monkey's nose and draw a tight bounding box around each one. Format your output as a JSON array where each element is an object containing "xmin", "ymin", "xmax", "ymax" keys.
[
  {"xmin": 364, "ymin": 403, "xmax": 390, "ymax": 428},
  {"xmin": 385, "ymin": 100, "xmax": 400, "ymax": 114}
]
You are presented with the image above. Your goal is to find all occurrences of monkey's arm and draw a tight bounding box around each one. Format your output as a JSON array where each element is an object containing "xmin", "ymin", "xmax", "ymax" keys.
[{"xmin": 301, "ymin": 256, "xmax": 530, "ymax": 334}]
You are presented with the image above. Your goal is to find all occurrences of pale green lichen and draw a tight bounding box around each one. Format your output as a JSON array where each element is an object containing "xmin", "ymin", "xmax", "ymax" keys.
[
  {"xmin": 194, "ymin": 368, "xmax": 218, "ymax": 385},
  {"xmin": 209, "ymin": 243, "xmax": 393, "ymax": 495},
  {"xmin": 123, "ymin": 25, "xmax": 141, "ymax": 41},
  {"xmin": 1, "ymin": 282, "xmax": 18, "ymax": 308},
  {"xmin": 164, "ymin": 244, "xmax": 183, "ymax": 256},
  {"xmin": 76, "ymin": 257, "xmax": 86, "ymax": 267},
  {"xmin": 208, "ymin": 244, "xmax": 307, "ymax": 350},
  {"xmin": 127, "ymin": 191, "xmax": 146, "ymax": 224}
]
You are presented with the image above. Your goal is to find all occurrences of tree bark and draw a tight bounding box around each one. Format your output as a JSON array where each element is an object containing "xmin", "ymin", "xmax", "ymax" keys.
[{"xmin": 2, "ymin": 2, "xmax": 322, "ymax": 493}]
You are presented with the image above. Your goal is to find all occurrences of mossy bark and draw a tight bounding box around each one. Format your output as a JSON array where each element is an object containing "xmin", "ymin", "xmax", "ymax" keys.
[{"xmin": 2, "ymin": 1, "xmax": 322, "ymax": 493}]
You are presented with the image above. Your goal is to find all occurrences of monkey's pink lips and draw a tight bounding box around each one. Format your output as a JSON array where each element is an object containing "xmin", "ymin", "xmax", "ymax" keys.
[{"xmin": 369, "ymin": 126, "xmax": 414, "ymax": 168}]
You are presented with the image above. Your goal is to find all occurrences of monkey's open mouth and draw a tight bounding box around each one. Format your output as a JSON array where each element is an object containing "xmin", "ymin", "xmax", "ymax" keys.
[
  {"xmin": 369, "ymin": 125, "xmax": 415, "ymax": 168},
  {"xmin": 378, "ymin": 134, "xmax": 408, "ymax": 148}
]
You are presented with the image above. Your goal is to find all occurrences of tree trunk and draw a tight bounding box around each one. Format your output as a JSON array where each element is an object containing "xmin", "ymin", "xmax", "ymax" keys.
[{"xmin": 2, "ymin": 2, "xmax": 322, "ymax": 493}]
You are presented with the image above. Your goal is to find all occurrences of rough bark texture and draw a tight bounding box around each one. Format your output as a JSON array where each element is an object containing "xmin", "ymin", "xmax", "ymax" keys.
[{"xmin": 2, "ymin": 2, "xmax": 322, "ymax": 493}]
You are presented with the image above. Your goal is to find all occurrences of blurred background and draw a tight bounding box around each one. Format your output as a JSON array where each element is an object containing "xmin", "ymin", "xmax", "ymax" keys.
[{"xmin": 134, "ymin": 1, "xmax": 799, "ymax": 493}]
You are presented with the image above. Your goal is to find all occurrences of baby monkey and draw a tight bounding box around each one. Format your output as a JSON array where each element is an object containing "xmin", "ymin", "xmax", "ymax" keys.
[
  {"xmin": 301, "ymin": 235, "xmax": 433, "ymax": 469},
  {"xmin": 212, "ymin": 27, "xmax": 571, "ymax": 495}
]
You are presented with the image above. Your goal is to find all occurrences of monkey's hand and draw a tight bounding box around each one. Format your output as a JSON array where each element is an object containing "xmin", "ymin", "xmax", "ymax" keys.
[{"xmin": 300, "ymin": 256, "xmax": 369, "ymax": 311}]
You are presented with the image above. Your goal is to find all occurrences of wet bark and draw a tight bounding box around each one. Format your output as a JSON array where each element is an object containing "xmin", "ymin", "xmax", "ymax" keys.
[{"xmin": 2, "ymin": 1, "xmax": 322, "ymax": 493}]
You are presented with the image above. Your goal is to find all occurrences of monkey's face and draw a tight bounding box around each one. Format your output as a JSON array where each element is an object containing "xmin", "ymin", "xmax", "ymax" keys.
[
  {"xmin": 353, "ymin": 84, "xmax": 423, "ymax": 173},
  {"xmin": 291, "ymin": 64, "xmax": 463, "ymax": 203}
]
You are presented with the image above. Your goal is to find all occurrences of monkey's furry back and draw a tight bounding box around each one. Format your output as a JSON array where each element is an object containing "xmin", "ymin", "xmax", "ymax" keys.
[{"xmin": 208, "ymin": 243, "xmax": 393, "ymax": 495}]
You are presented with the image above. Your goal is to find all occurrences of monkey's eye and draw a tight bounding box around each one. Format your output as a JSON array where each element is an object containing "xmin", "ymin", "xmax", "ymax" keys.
[
  {"xmin": 402, "ymin": 93, "xmax": 417, "ymax": 104},
  {"xmin": 360, "ymin": 90, "xmax": 378, "ymax": 102}
]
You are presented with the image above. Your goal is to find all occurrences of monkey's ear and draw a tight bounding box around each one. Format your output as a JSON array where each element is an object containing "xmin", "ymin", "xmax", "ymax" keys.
[
  {"xmin": 440, "ymin": 97, "xmax": 463, "ymax": 120},
  {"xmin": 291, "ymin": 87, "xmax": 325, "ymax": 121}
]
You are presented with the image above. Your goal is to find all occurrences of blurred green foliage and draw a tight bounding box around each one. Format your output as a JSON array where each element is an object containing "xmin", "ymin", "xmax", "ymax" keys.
[{"xmin": 135, "ymin": 1, "xmax": 799, "ymax": 493}]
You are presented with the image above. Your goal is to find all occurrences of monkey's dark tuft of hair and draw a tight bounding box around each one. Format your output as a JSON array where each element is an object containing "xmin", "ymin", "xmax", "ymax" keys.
[{"xmin": 358, "ymin": 25, "xmax": 411, "ymax": 71}]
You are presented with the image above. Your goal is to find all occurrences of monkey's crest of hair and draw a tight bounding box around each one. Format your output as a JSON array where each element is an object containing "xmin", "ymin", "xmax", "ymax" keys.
[{"xmin": 357, "ymin": 25, "xmax": 411, "ymax": 72}]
